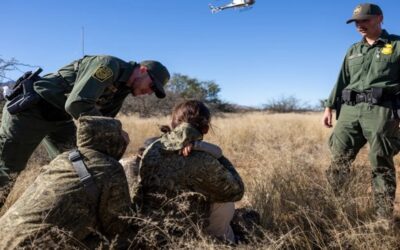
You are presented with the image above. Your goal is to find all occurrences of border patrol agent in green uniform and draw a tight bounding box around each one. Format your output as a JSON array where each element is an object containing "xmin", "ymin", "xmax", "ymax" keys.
[
  {"xmin": 322, "ymin": 4, "xmax": 400, "ymax": 217},
  {"xmin": 0, "ymin": 55, "xmax": 170, "ymax": 207}
]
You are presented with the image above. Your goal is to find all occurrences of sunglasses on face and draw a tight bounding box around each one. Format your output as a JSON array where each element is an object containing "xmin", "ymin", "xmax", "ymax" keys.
[
  {"xmin": 355, "ymin": 19, "xmax": 372, "ymax": 24},
  {"xmin": 147, "ymin": 72, "xmax": 158, "ymax": 92}
]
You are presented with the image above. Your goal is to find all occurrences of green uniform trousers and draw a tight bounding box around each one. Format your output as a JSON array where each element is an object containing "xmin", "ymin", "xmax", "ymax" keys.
[
  {"xmin": 0, "ymin": 104, "xmax": 76, "ymax": 203},
  {"xmin": 327, "ymin": 102, "xmax": 400, "ymax": 217}
]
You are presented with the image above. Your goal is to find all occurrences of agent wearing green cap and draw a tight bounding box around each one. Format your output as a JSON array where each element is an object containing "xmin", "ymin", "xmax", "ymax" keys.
[
  {"xmin": 322, "ymin": 3, "xmax": 400, "ymax": 217},
  {"xmin": 0, "ymin": 55, "xmax": 170, "ymax": 208}
]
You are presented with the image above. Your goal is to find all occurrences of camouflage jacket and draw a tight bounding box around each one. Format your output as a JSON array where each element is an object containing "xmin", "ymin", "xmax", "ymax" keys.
[
  {"xmin": 135, "ymin": 123, "xmax": 244, "ymax": 222},
  {"xmin": 0, "ymin": 117, "xmax": 132, "ymax": 249}
]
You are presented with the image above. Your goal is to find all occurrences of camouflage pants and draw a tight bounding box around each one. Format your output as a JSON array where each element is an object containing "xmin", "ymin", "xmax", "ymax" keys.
[
  {"xmin": 326, "ymin": 103, "xmax": 400, "ymax": 217},
  {"xmin": 0, "ymin": 104, "xmax": 76, "ymax": 207}
]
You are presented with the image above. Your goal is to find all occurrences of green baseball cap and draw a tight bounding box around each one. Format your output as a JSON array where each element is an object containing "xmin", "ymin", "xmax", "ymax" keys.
[
  {"xmin": 140, "ymin": 60, "xmax": 170, "ymax": 99},
  {"xmin": 346, "ymin": 3, "xmax": 383, "ymax": 24}
]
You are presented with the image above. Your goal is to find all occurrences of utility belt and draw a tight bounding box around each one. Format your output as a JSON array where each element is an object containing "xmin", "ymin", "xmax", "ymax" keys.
[
  {"xmin": 5, "ymin": 68, "xmax": 43, "ymax": 115},
  {"xmin": 5, "ymin": 69, "xmax": 72, "ymax": 121},
  {"xmin": 336, "ymin": 88, "xmax": 400, "ymax": 120},
  {"xmin": 341, "ymin": 88, "xmax": 384, "ymax": 105}
]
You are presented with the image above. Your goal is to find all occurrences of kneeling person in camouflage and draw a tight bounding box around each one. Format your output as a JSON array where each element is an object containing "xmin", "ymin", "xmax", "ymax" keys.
[
  {"xmin": 135, "ymin": 100, "xmax": 244, "ymax": 243},
  {"xmin": 0, "ymin": 116, "xmax": 133, "ymax": 249}
]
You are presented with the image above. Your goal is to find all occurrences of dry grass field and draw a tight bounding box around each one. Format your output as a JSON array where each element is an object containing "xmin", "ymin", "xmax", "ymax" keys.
[
  {"xmin": 6, "ymin": 111, "xmax": 400, "ymax": 249},
  {"xmin": 119, "ymin": 111, "xmax": 400, "ymax": 249},
  {"xmin": 120, "ymin": 113, "xmax": 400, "ymax": 249}
]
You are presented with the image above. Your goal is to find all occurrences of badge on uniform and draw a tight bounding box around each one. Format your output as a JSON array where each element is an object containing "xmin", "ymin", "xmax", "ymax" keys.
[
  {"xmin": 353, "ymin": 5, "xmax": 362, "ymax": 15},
  {"xmin": 381, "ymin": 43, "xmax": 393, "ymax": 55},
  {"xmin": 93, "ymin": 66, "xmax": 113, "ymax": 82}
]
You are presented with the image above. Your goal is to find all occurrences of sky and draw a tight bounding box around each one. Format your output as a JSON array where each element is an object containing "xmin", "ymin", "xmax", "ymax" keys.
[{"xmin": 1, "ymin": 0, "xmax": 399, "ymax": 107}]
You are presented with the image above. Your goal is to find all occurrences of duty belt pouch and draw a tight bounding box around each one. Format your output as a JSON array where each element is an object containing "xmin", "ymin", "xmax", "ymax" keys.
[
  {"xmin": 391, "ymin": 95, "xmax": 400, "ymax": 120},
  {"xmin": 6, "ymin": 68, "xmax": 43, "ymax": 115},
  {"xmin": 370, "ymin": 87, "xmax": 383, "ymax": 104},
  {"xmin": 5, "ymin": 71, "xmax": 32, "ymax": 101},
  {"xmin": 342, "ymin": 89, "xmax": 355, "ymax": 104}
]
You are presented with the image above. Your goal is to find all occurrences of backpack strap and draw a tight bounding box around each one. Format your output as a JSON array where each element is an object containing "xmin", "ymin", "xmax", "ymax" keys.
[{"xmin": 68, "ymin": 149, "xmax": 99, "ymax": 203}]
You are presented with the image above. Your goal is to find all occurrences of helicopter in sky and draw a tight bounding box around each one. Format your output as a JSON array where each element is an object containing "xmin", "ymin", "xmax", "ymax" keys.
[{"xmin": 209, "ymin": 0, "xmax": 255, "ymax": 13}]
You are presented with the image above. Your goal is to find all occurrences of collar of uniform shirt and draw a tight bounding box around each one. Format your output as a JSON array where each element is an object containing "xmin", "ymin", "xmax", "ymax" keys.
[
  {"xmin": 118, "ymin": 61, "xmax": 137, "ymax": 84},
  {"xmin": 361, "ymin": 29, "xmax": 390, "ymax": 46}
]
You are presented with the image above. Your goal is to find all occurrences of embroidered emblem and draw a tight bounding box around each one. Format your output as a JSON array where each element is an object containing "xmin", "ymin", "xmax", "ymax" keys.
[
  {"xmin": 381, "ymin": 44, "xmax": 393, "ymax": 55},
  {"xmin": 93, "ymin": 66, "xmax": 113, "ymax": 82},
  {"xmin": 353, "ymin": 5, "xmax": 362, "ymax": 15}
]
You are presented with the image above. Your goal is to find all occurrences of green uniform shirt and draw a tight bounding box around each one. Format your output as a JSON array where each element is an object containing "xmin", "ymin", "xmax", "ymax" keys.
[
  {"xmin": 325, "ymin": 30, "xmax": 400, "ymax": 108},
  {"xmin": 34, "ymin": 55, "xmax": 135, "ymax": 119}
]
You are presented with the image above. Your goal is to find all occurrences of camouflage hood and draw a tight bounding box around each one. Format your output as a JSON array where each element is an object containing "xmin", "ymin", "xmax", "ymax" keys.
[
  {"xmin": 77, "ymin": 116, "xmax": 128, "ymax": 160},
  {"xmin": 160, "ymin": 122, "xmax": 203, "ymax": 151}
]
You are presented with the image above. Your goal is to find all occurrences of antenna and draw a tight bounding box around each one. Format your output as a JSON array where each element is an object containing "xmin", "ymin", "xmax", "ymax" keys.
[{"xmin": 81, "ymin": 26, "xmax": 85, "ymax": 57}]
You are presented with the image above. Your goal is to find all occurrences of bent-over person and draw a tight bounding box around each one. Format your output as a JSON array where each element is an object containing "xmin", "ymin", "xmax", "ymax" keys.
[{"xmin": 0, "ymin": 55, "xmax": 170, "ymax": 209}]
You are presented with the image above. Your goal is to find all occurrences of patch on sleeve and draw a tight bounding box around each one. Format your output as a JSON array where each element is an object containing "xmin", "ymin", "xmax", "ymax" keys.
[{"xmin": 93, "ymin": 66, "xmax": 113, "ymax": 82}]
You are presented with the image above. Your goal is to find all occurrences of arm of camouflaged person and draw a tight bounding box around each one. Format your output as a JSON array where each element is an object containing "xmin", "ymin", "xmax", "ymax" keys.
[
  {"xmin": 190, "ymin": 154, "xmax": 244, "ymax": 203},
  {"xmin": 98, "ymin": 164, "xmax": 134, "ymax": 239},
  {"xmin": 65, "ymin": 58, "xmax": 120, "ymax": 119}
]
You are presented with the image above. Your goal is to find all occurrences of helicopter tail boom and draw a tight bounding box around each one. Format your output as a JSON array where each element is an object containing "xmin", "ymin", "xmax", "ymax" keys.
[{"xmin": 209, "ymin": 0, "xmax": 255, "ymax": 13}]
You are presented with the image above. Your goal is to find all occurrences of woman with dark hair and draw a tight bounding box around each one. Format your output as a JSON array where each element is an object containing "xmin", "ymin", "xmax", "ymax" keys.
[{"xmin": 135, "ymin": 100, "xmax": 244, "ymax": 243}]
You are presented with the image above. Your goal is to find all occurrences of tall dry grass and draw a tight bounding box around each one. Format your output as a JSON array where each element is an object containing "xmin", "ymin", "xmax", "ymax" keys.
[
  {"xmin": 5, "ymin": 111, "xmax": 400, "ymax": 249},
  {"xmin": 119, "ymin": 112, "xmax": 400, "ymax": 249}
]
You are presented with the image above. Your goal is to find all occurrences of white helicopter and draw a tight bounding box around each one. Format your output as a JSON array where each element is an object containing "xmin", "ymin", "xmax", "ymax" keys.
[{"xmin": 209, "ymin": 0, "xmax": 255, "ymax": 13}]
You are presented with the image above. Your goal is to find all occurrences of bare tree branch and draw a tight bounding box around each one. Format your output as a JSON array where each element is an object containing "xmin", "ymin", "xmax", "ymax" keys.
[{"xmin": 0, "ymin": 56, "xmax": 38, "ymax": 82}]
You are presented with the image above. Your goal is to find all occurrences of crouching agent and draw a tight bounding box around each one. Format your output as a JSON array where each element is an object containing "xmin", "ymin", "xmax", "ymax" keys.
[
  {"xmin": 134, "ymin": 100, "xmax": 244, "ymax": 244},
  {"xmin": 0, "ymin": 116, "xmax": 133, "ymax": 249}
]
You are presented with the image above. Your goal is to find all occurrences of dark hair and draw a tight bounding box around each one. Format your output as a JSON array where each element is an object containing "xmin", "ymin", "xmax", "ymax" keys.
[{"xmin": 169, "ymin": 100, "xmax": 211, "ymax": 134}]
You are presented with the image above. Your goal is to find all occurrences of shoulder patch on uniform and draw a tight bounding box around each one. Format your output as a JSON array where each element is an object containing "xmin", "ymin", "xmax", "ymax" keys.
[{"xmin": 93, "ymin": 66, "xmax": 113, "ymax": 82}]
